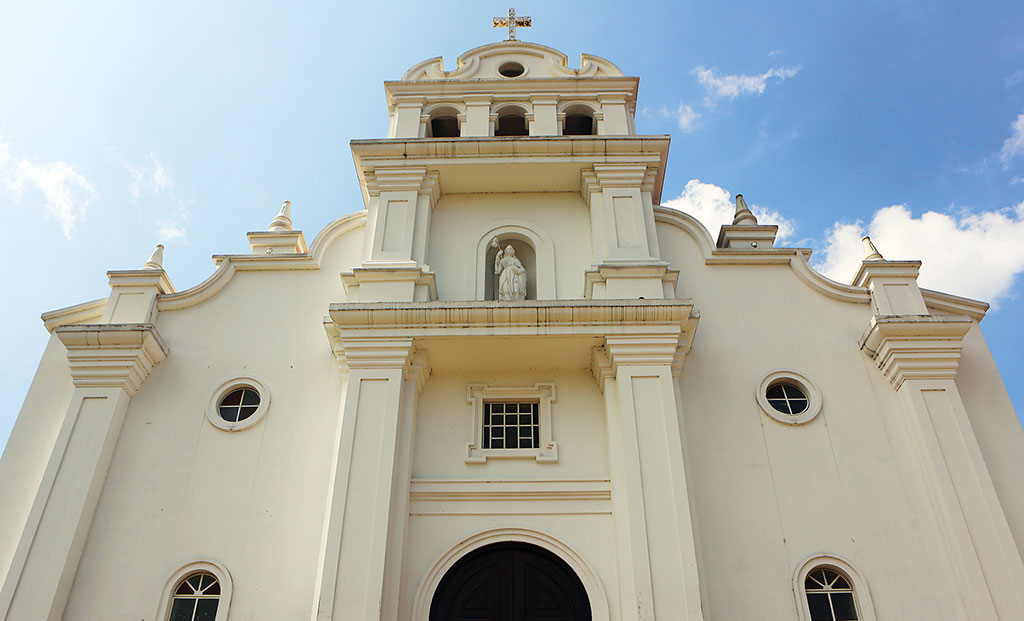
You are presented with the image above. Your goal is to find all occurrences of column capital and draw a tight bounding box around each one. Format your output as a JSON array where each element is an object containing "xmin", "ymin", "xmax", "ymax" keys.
[
  {"xmin": 859, "ymin": 314, "xmax": 973, "ymax": 388},
  {"xmin": 54, "ymin": 323, "xmax": 167, "ymax": 396},
  {"xmin": 364, "ymin": 167, "xmax": 440, "ymax": 201},
  {"xmin": 591, "ymin": 330, "xmax": 697, "ymax": 388},
  {"xmin": 323, "ymin": 326, "xmax": 431, "ymax": 389},
  {"xmin": 581, "ymin": 164, "xmax": 651, "ymax": 195}
]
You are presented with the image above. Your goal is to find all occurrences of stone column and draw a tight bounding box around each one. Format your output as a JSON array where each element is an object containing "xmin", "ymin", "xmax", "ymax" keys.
[
  {"xmin": 862, "ymin": 316, "xmax": 1024, "ymax": 619},
  {"xmin": 313, "ymin": 333, "xmax": 429, "ymax": 621},
  {"xmin": 593, "ymin": 334, "xmax": 703, "ymax": 621},
  {"xmin": 0, "ymin": 324, "xmax": 166, "ymax": 621}
]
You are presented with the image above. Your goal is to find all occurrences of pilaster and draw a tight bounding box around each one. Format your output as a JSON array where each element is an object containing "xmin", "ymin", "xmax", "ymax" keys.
[
  {"xmin": 390, "ymin": 97, "xmax": 425, "ymax": 138},
  {"xmin": 860, "ymin": 314, "xmax": 1024, "ymax": 618},
  {"xmin": 462, "ymin": 95, "xmax": 492, "ymax": 137},
  {"xmin": 583, "ymin": 164, "xmax": 675, "ymax": 298},
  {"xmin": 313, "ymin": 330, "xmax": 429, "ymax": 621},
  {"xmin": 597, "ymin": 94, "xmax": 630, "ymax": 135},
  {"xmin": 528, "ymin": 95, "xmax": 559, "ymax": 135},
  {"xmin": 0, "ymin": 324, "xmax": 167, "ymax": 621},
  {"xmin": 347, "ymin": 167, "xmax": 440, "ymax": 302},
  {"xmin": 852, "ymin": 259, "xmax": 929, "ymax": 315},
  {"xmin": 592, "ymin": 333, "xmax": 703, "ymax": 621},
  {"xmin": 100, "ymin": 270, "xmax": 173, "ymax": 324}
]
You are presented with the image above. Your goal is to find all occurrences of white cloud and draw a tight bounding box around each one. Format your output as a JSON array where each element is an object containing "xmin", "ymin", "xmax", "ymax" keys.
[
  {"xmin": 662, "ymin": 179, "xmax": 796, "ymax": 240},
  {"xmin": 0, "ymin": 135, "xmax": 97, "ymax": 239},
  {"xmin": 156, "ymin": 217, "xmax": 187, "ymax": 243},
  {"xmin": 694, "ymin": 65, "xmax": 801, "ymax": 103},
  {"xmin": 660, "ymin": 103, "xmax": 701, "ymax": 132},
  {"xmin": 813, "ymin": 202, "xmax": 1024, "ymax": 306},
  {"xmin": 118, "ymin": 152, "xmax": 190, "ymax": 243},
  {"xmin": 674, "ymin": 104, "xmax": 700, "ymax": 132},
  {"xmin": 1000, "ymin": 113, "xmax": 1024, "ymax": 167},
  {"xmin": 1006, "ymin": 69, "xmax": 1024, "ymax": 89},
  {"xmin": 124, "ymin": 153, "xmax": 172, "ymax": 202}
]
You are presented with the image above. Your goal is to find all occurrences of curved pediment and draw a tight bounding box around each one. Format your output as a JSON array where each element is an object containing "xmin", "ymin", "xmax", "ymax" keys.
[{"xmin": 400, "ymin": 41, "xmax": 624, "ymax": 81}]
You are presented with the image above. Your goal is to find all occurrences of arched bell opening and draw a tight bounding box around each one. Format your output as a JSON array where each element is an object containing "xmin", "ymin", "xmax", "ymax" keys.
[
  {"xmin": 485, "ymin": 236, "xmax": 536, "ymax": 301},
  {"xmin": 494, "ymin": 106, "xmax": 529, "ymax": 136},
  {"xmin": 429, "ymin": 541, "xmax": 592, "ymax": 621},
  {"xmin": 427, "ymin": 106, "xmax": 461, "ymax": 138},
  {"xmin": 561, "ymin": 104, "xmax": 598, "ymax": 136}
]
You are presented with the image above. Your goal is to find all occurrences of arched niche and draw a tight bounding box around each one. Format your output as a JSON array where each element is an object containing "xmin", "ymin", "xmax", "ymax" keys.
[
  {"xmin": 412, "ymin": 528, "xmax": 609, "ymax": 621},
  {"xmin": 475, "ymin": 220, "xmax": 556, "ymax": 300}
]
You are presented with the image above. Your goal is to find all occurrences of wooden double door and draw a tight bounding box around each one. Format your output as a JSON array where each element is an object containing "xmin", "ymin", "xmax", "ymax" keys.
[{"xmin": 429, "ymin": 542, "xmax": 592, "ymax": 621}]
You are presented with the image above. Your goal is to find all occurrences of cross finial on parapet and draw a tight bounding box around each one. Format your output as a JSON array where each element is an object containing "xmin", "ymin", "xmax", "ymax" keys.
[{"xmin": 493, "ymin": 8, "xmax": 531, "ymax": 41}]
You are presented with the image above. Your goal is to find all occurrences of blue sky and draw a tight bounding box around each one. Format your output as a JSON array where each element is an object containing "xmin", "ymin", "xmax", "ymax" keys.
[{"xmin": 1, "ymin": 0, "xmax": 1023, "ymax": 450}]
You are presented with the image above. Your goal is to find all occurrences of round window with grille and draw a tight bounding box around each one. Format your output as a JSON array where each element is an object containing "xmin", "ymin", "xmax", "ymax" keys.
[
  {"xmin": 756, "ymin": 371, "xmax": 822, "ymax": 425},
  {"xmin": 206, "ymin": 377, "xmax": 271, "ymax": 431}
]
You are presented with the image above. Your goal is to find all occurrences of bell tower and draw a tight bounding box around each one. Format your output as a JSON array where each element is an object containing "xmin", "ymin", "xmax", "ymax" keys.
[{"xmin": 344, "ymin": 37, "xmax": 676, "ymax": 302}]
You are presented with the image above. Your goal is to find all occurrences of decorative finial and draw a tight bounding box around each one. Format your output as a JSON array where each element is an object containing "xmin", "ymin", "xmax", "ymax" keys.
[
  {"xmin": 493, "ymin": 8, "xmax": 531, "ymax": 41},
  {"xmin": 862, "ymin": 236, "xmax": 884, "ymax": 261},
  {"xmin": 268, "ymin": 200, "xmax": 293, "ymax": 231},
  {"xmin": 732, "ymin": 194, "xmax": 758, "ymax": 226},
  {"xmin": 142, "ymin": 244, "xmax": 164, "ymax": 270}
]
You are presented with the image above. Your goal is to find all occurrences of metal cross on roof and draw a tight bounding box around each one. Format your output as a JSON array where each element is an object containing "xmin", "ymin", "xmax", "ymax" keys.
[{"xmin": 493, "ymin": 8, "xmax": 531, "ymax": 41}]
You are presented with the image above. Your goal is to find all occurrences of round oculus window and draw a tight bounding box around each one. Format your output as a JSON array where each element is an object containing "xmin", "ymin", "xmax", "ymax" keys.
[
  {"xmin": 756, "ymin": 371, "xmax": 822, "ymax": 426},
  {"xmin": 206, "ymin": 376, "xmax": 271, "ymax": 431},
  {"xmin": 218, "ymin": 387, "xmax": 260, "ymax": 422},
  {"xmin": 498, "ymin": 61, "xmax": 525, "ymax": 78}
]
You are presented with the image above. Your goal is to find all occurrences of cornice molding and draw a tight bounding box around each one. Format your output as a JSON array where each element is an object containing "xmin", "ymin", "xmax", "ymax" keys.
[
  {"xmin": 654, "ymin": 206, "xmax": 874, "ymax": 305},
  {"xmin": 352, "ymin": 136, "xmax": 670, "ymax": 203},
  {"xmin": 920, "ymin": 288, "xmax": 989, "ymax": 321},
  {"xmin": 106, "ymin": 269, "xmax": 175, "ymax": 294},
  {"xmin": 54, "ymin": 323, "xmax": 167, "ymax": 396},
  {"xmin": 858, "ymin": 314, "xmax": 974, "ymax": 388},
  {"xmin": 327, "ymin": 299, "xmax": 696, "ymax": 337},
  {"xmin": 41, "ymin": 298, "xmax": 106, "ymax": 333}
]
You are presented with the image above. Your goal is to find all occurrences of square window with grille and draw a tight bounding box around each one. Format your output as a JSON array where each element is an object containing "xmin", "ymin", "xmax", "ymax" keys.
[{"xmin": 482, "ymin": 401, "xmax": 539, "ymax": 449}]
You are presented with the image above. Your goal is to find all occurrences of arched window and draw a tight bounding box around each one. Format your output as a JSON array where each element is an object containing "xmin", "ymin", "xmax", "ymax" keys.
[
  {"xmin": 804, "ymin": 567, "xmax": 858, "ymax": 621},
  {"xmin": 427, "ymin": 106, "xmax": 461, "ymax": 137},
  {"xmin": 158, "ymin": 562, "xmax": 232, "ymax": 621},
  {"xmin": 169, "ymin": 571, "xmax": 220, "ymax": 620},
  {"xmin": 495, "ymin": 107, "xmax": 529, "ymax": 136}
]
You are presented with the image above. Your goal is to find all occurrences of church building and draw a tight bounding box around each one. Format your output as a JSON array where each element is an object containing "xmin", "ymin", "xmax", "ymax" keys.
[{"xmin": 2, "ymin": 23, "xmax": 1024, "ymax": 621}]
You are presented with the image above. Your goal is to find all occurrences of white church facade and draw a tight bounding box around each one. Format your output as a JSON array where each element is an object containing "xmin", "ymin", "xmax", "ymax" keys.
[{"xmin": 1, "ymin": 35, "xmax": 1024, "ymax": 621}]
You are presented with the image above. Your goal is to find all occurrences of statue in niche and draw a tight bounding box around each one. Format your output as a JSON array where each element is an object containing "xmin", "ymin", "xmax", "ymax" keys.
[{"xmin": 491, "ymin": 239, "xmax": 528, "ymax": 301}]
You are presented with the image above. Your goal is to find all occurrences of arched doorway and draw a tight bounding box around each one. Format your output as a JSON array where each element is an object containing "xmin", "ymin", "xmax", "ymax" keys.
[{"xmin": 429, "ymin": 541, "xmax": 592, "ymax": 621}]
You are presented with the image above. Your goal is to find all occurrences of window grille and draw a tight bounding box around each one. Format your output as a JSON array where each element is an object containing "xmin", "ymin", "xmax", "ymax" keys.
[
  {"xmin": 805, "ymin": 567, "xmax": 858, "ymax": 621},
  {"xmin": 482, "ymin": 401, "xmax": 539, "ymax": 449},
  {"xmin": 766, "ymin": 382, "xmax": 808, "ymax": 415},
  {"xmin": 169, "ymin": 572, "xmax": 220, "ymax": 621}
]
